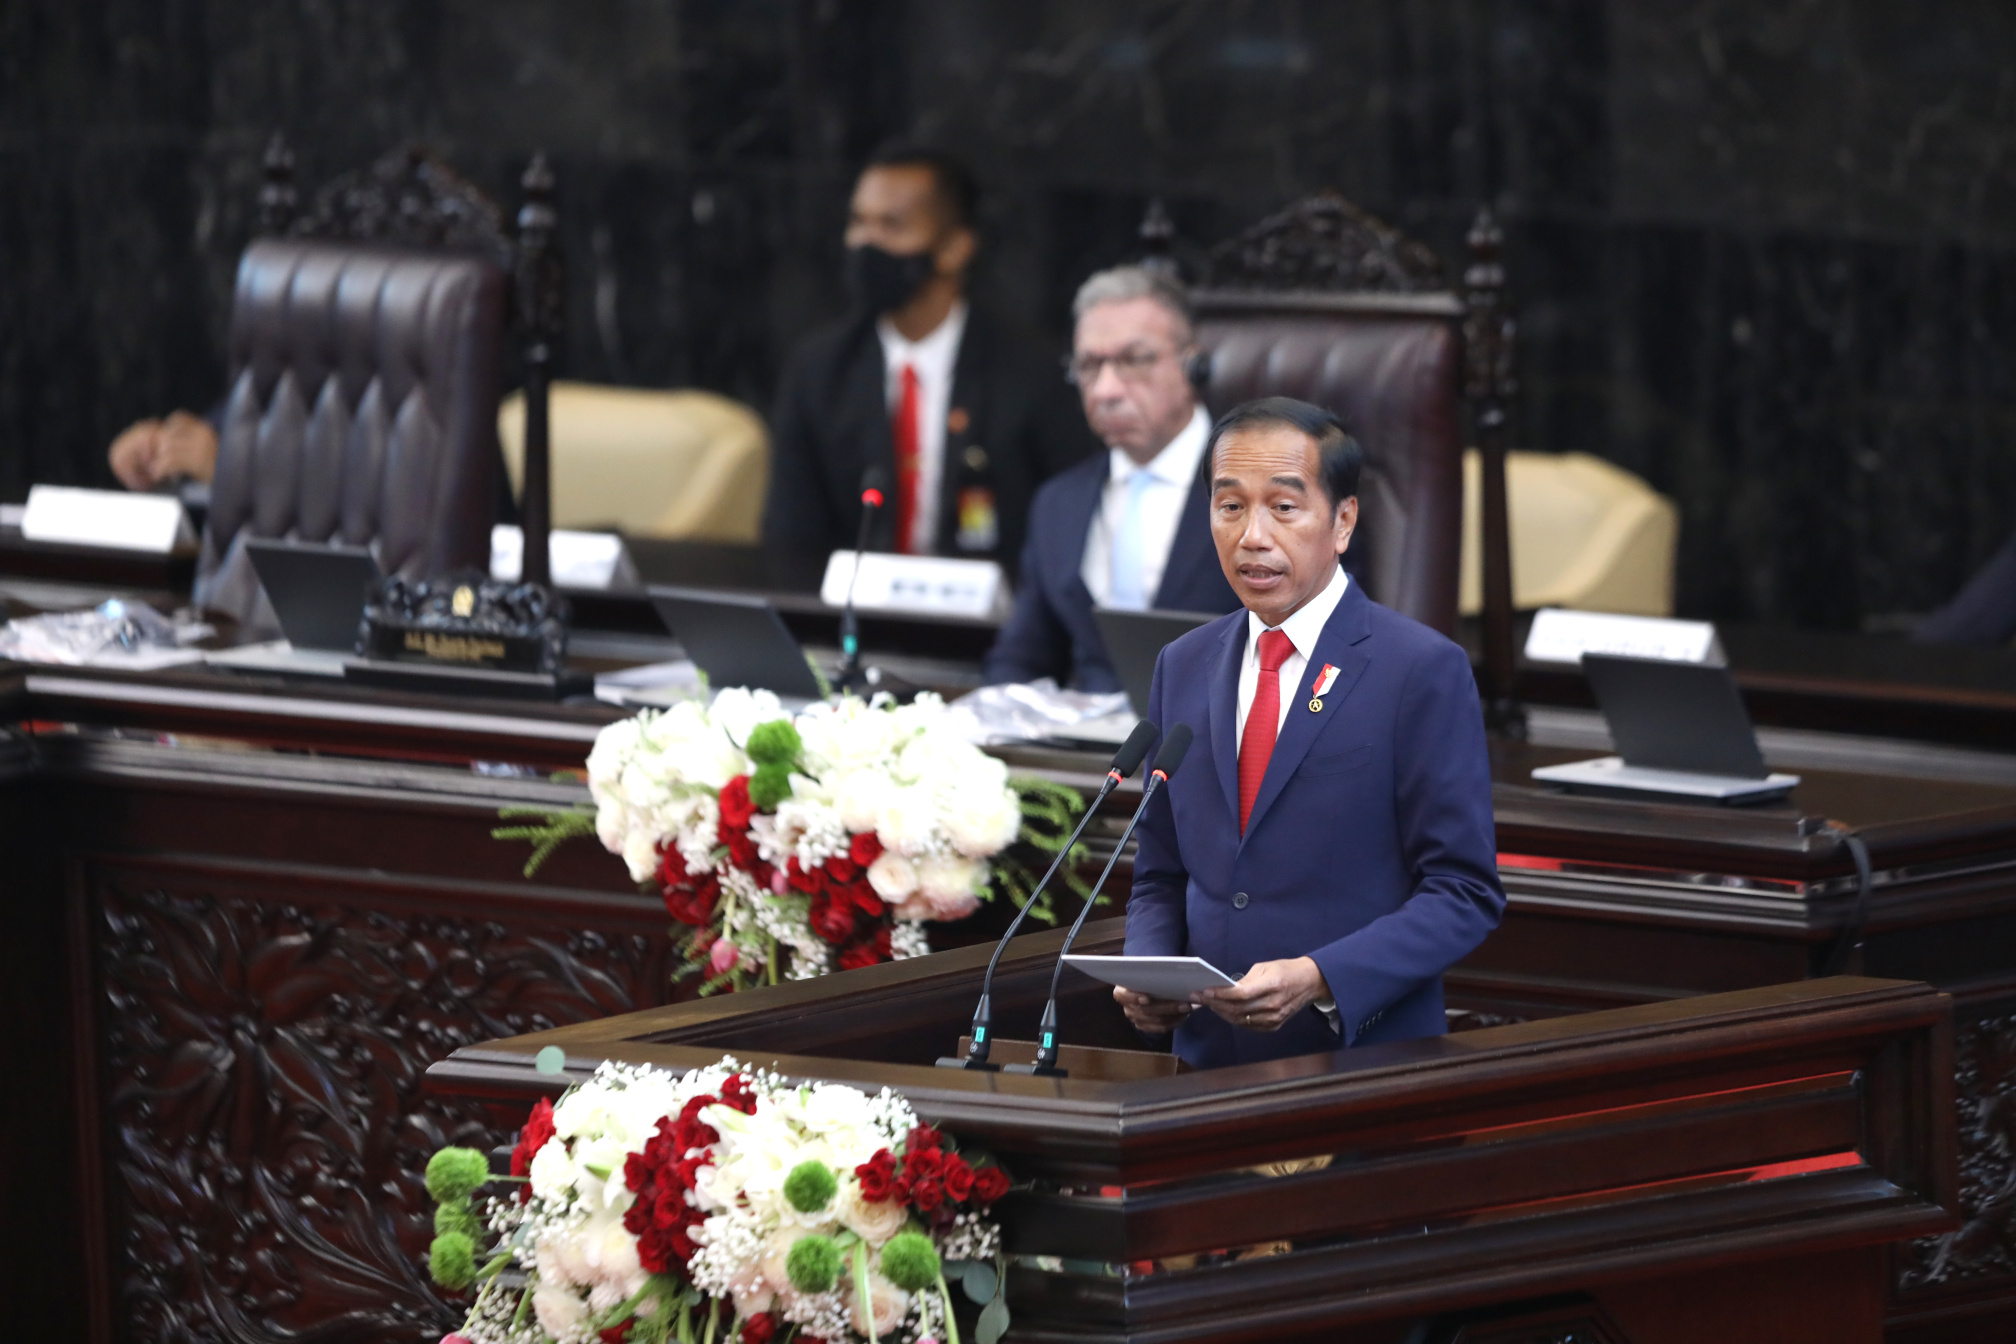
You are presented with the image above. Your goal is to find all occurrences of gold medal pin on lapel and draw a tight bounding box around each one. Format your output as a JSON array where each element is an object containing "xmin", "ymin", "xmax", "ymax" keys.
[{"xmin": 1309, "ymin": 663, "xmax": 1340, "ymax": 712}]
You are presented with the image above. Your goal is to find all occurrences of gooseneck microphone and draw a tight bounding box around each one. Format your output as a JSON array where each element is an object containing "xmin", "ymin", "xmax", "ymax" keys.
[
  {"xmin": 935, "ymin": 719, "xmax": 1161, "ymax": 1071},
  {"xmin": 1007, "ymin": 723, "xmax": 1194, "ymax": 1078},
  {"xmin": 837, "ymin": 467, "xmax": 889, "ymax": 692}
]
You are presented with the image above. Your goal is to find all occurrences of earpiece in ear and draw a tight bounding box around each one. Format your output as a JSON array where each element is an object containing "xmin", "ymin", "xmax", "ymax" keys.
[{"xmin": 1186, "ymin": 348, "xmax": 1212, "ymax": 388}]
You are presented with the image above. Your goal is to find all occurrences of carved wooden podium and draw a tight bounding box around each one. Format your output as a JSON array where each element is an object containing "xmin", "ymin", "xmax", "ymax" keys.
[{"xmin": 428, "ymin": 919, "xmax": 1958, "ymax": 1344}]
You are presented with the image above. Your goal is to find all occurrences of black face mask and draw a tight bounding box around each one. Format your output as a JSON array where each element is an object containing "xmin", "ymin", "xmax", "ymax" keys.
[{"xmin": 846, "ymin": 243, "xmax": 936, "ymax": 315}]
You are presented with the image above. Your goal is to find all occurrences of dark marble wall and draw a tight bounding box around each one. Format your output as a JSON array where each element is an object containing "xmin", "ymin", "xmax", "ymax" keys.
[{"xmin": 4, "ymin": 0, "xmax": 2015, "ymax": 629}]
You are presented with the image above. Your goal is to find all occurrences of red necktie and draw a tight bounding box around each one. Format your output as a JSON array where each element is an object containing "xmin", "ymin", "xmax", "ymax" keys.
[
  {"xmin": 1238, "ymin": 628, "xmax": 1295, "ymax": 834},
  {"xmin": 892, "ymin": 364, "xmax": 921, "ymax": 554}
]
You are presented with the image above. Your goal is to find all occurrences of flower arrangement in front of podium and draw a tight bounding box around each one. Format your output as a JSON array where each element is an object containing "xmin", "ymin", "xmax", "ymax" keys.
[
  {"xmin": 504, "ymin": 689, "xmax": 1084, "ymax": 990},
  {"xmin": 424, "ymin": 1056, "xmax": 1014, "ymax": 1344}
]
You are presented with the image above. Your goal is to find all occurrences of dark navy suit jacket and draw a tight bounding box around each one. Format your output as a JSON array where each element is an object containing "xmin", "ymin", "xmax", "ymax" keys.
[
  {"xmin": 980, "ymin": 449, "xmax": 1239, "ymax": 691},
  {"xmin": 1124, "ymin": 578, "xmax": 1505, "ymax": 1069}
]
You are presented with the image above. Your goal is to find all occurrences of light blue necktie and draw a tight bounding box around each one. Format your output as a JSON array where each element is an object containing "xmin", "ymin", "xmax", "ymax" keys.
[{"xmin": 1108, "ymin": 468, "xmax": 1155, "ymax": 610}]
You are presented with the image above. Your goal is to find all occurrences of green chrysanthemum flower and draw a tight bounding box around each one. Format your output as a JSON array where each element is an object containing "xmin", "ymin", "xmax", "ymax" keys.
[
  {"xmin": 748, "ymin": 761, "xmax": 794, "ymax": 811},
  {"xmin": 878, "ymin": 1230, "xmax": 941, "ymax": 1292},
  {"xmin": 424, "ymin": 1147, "xmax": 492, "ymax": 1204},
  {"xmin": 434, "ymin": 1200, "xmax": 482, "ymax": 1241},
  {"xmin": 783, "ymin": 1159, "xmax": 838, "ymax": 1213},
  {"xmin": 786, "ymin": 1234, "xmax": 842, "ymax": 1293},
  {"xmin": 429, "ymin": 1230, "xmax": 477, "ymax": 1290},
  {"xmin": 746, "ymin": 719, "xmax": 803, "ymax": 767}
]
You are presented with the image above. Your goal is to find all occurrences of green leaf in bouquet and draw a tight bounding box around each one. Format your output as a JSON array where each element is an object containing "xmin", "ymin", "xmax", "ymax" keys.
[
  {"xmin": 493, "ymin": 805, "xmax": 599, "ymax": 877},
  {"xmin": 976, "ymin": 1296, "xmax": 1011, "ymax": 1344},
  {"xmin": 960, "ymin": 1259, "xmax": 999, "ymax": 1303}
]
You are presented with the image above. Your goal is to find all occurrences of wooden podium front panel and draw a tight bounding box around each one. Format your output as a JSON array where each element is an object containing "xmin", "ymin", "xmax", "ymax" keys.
[{"xmin": 432, "ymin": 956, "xmax": 1959, "ymax": 1344}]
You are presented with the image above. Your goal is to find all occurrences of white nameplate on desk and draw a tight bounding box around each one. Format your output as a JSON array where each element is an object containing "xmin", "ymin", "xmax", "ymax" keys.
[
  {"xmin": 20, "ymin": 485, "xmax": 195, "ymax": 554},
  {"xmin": 1524, "ymin": 607, "xmax": 1724, "ymax": 666},
  {"xmin": 820, "ymin": 550, "xmax": 1007, "ymax": 620},
  {"xmin": 490, "ymin": 525, "xmax": 637, "ymax": 589}
]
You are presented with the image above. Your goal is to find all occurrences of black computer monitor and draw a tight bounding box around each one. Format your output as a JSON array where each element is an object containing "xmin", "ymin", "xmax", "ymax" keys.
[
  {"xmin": 244, "ymin": 539, "xmax": 382, "ymax": 652},
  {"xmin": 648, "ymin": 587, "xmax": 825, "ymax": 700}
]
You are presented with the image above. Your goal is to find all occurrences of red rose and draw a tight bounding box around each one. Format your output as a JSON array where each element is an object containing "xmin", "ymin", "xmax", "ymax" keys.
[
  {"xmin": 904, "ymin": 1148, "xmax": 945, "ymax": 1181},
  {"xmin": 824, "ymin": 855, "xmax": 860, "ymax": 884},
  {"xmin": 849, "ymin": 831, "xmax": 883, "ymax": 867},
  {"xmin": 855, "ymin": 1150, "xmax": 897, "ymax": 1202},
  {"xmin": 601, "ymin": 1322, "xmax": 633, "ymax": 1344},
  {"xmin": 741, "ymin": 1316, "xmax": 778, "ymax": 1344},
  {"xmin": 509, "ymin": 1096, "xmax": 557, "ymax": 1202},
  {"xmin": 838, "ymin": 940, "xmax": 881, "ymax": 971},
  {"xmin": 664, "ymin": 877, "xmax": 720, "ymax": 927},
  {"xmin": 971, "ymin": 1166, "xmax": 1010, "ymax": 1204},
  {"xmin": 941, "ymin": 1153, "xmax": 974, "ymax": 1201},
  {"xmin": 787, "ymin": 856, "xmax": 827, "ymax": 896},
  {"xmin": 719, "ymin": 775, "xmax": 756, "ymax": 828},
  {"xmin": 906, "ymin": 1125, "xmax": 943, "ymax": 1155},
  {"xmin": 874, "ymin": 923, "xmax": 893, "ymax": 959},
  {"xmin": 910, "ymin": 1174, "xmax": 945, "ymax": 1211},
  {"xmin": 809, "ymin": 892, "xmax": 856, "ymax": 945},
  {"xmin": 848, "ymin": 883, "xmax": 886, "ymax": 919},
  {"xmin": 658, "ymin": 843, "xmax": 688, "ymax": 887},
  {"xmin": 726, "ymin": 828, "xmax": 762, "ymax": 873}
]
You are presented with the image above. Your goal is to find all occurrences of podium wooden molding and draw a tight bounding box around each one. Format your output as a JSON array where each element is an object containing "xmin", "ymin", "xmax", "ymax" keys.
[{"xmin": 429, "ymin": 920, "xmax": 1958, "ymax": 1344}]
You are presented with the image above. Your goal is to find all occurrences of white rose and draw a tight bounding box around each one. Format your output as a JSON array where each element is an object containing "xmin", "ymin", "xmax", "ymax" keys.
[
  {"xmin": 866, "ymin": 851, "xmax": 918, "ymax": 901},
  {"xmin": 919, "ymin": 862, "xmax": 979, "ymax": 902},
  {"xmin": 533, "ymin": 1281, "xmax": 591, "ymax": 1341},
  {"xmin": 874, "ymin": 786, "xmax": 940, "ymax": 856},
  {"xmin": 835, "ymin": 1181, "xmax": 909, "ymax": 1245},
  {"xmin": 833, "ymin": 769, "xmax": 893, "ymax": 834},
  {"xmin": 893, "ymin": 894, "xmax": 935, "ymax": 920},
  {"xmin": 535, "ymin": 1229, "xmax": 584, "ymax": 1288},
  {"xmin": 621, "ymin": 830, "xmax": 660, "ymax": 884},
  {"xmin": 528, "ymin": 1139, "xmax": 577, "ymax": 1203},
  {"xmin": 580, "ymin": 1210, "xmax": 646, "ymax": 1292},
  {"xmin": 850, "ymin": 1272, "xmax": 911, "ymax": 1338},
  {"xmin": 945, "ymin": 786, "xmax": 1022, "ymax": 858}
]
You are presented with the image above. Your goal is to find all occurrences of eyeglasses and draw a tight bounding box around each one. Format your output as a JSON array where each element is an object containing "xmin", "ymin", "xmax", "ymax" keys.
[{"xmin": 1064, "ymin": 345, "xmax": 1177, "ymax": 387}]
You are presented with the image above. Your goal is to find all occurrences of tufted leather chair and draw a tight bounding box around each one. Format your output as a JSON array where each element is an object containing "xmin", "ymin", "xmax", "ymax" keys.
[
  {"xmin": 195, "ymin": 238, "xmax": 507, "ymax": 628},
  {"xmin": 1194, "ymin": 292, "xmax": 1465, "ymax": 636}
]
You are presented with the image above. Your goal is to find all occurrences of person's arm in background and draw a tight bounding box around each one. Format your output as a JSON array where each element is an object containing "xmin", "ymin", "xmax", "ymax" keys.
[
  {"xmin": 980, "ymin": 504, "xmax": 1072, "ymax": 685},
  {"xmin": 760, "ymin": 349, "xmax": 841, "ymax": 552},
  {"xmin": 108, "ymin": 410, "xmax": 218, "ymax": 491}
]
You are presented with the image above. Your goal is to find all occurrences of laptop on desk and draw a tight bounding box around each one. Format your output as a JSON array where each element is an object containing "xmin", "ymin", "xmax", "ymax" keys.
[
  {"xmin": 648, "ymin": 587, "xmax": 826, "ymax": 703},
  {"xmin": 1093, "ymin": 607, "xmax": 1221, "ymax": 716},
  {"xmin": 1530, "ymin": 653, "xmax": 1799, "ymax": 804},
  {"xmin": 207, "ymin": 540, "xmax": 382, "ymax": 677}
]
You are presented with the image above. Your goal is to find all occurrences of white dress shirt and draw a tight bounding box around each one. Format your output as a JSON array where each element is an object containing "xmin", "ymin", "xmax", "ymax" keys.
[
  {"xmin": 1235, "ymin": 563, "xmax": 1350, "ymax": 742},
  {"xmin": 1081, "ymin": 404, "xmax": 1213, "ymax": 609},
  {"xmin": 876, "ymin": 301, "xmax": 967, "ymax": 554}
]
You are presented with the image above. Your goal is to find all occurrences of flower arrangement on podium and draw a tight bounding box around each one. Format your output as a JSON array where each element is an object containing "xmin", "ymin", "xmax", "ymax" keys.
[
  {"xmin": 499, "ymin": 690, "xmax": 1087, "ymax": 991},
  {"xmin": 423, "ymin": 1057, "xmax": 1014, "ymax": 1344}
]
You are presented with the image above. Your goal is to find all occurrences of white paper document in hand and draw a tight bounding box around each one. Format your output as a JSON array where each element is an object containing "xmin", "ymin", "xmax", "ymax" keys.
[{"xmin": 1061, "ymin": 955, "xmax": 1237, "ymax": 999}]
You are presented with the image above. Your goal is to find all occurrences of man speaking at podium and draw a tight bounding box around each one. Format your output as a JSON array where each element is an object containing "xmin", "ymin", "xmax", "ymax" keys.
[{"xmin": 1116, "ymin": 398, "xmax": 1504, "ymax": 1068}]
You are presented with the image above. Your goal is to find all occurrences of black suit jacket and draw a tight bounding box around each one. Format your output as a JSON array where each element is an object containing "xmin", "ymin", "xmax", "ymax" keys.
[
  {"xmin": 761, "ymin": 307, "xmax": 1092, "ymax": 564},
  {"xmin": 981, "ymin": 447, "xmax": 1240, "ymax": 692}
]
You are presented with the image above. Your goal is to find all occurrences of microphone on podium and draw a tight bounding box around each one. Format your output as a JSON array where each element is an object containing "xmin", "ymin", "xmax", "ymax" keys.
[
  {"xmin": 837, "ymin": 467, "xmax": 890, "ymax": 692},
  {"xmin": 936, "ymin": 719, "xmax": 1161, "ymax": 1071},
  {"xmin": 1007, "ymin": 723, "xmax": 1194, "ymax": 1078}
]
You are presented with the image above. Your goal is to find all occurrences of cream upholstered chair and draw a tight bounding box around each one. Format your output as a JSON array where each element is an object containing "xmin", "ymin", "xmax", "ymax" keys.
[
  {"xmin": 1459, "ymin": 450, "xmax": 1679, "ymax": 617},
  {"xmin": 499, "ymin": 381, "xmax": 768, "ymax": 541}
]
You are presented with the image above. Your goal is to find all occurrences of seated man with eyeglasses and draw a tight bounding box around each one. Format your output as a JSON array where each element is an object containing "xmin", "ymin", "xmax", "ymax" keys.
[{"xmin": 982, "ymin": 266, "xmax": 1240, "ymax": 690}]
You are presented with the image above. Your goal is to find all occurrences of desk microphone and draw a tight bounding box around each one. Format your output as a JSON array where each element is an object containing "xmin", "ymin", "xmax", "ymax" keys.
[
  {"xmin": 936, "ymin": 719, "xmax": 1161, "ymax": 1071},
  {"xmin": 837, "ymin": 467, "xmax": 889, "ymax": 692},
  {"xmin": 1007, "ymin": 722, "xmax": 1193, "ymax": 1078}
]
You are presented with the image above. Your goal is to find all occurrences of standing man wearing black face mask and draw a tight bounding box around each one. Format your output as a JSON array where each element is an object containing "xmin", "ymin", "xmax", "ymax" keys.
[{"xmin": 763, "ymin": 142, "xmax": 1094, "ymax": 564}]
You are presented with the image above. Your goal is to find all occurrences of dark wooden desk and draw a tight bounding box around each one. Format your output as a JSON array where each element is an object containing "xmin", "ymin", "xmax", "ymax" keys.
[{"xmin": 5, "ymin": 653, "xmax": 2016, "ymax": 1342}]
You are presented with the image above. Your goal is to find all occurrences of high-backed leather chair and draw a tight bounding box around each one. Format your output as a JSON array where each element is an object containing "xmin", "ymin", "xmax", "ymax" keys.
[
  {"xmin": 1182, "ymin": 194, "xmax": 1466, "ymax": 637},
  {"xmin": 195, "ymin": 140, "xmax": 560, "ymax": 630},
  {"xmin": 195, "ymin": 239, "xmax": 507, "ymax": 626}
]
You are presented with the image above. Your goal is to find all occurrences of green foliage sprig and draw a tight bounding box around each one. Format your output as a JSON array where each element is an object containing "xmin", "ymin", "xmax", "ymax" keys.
[{"xmin": 493, "ymin": 804, "xmax": 598, "ymax": 878}]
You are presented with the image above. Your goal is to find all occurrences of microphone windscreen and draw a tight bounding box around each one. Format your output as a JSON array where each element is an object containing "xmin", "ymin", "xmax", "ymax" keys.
[
  {"xmin": 1110, "ymin": 719, "xmax": 1159, "ymax": 777},
  {"xmin": 1155, "ymin": 723, "xmax": 1195, "ymax": 778}
]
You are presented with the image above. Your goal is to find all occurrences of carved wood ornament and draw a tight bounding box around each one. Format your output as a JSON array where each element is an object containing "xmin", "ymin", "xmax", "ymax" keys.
[
  {"xmin": 89, "ymin": 866, "xmax": 664, "ymax": 1344},
  {"xmin": 1203, "ymin": 191, "xmax": 1446, "ymax": 293}
]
